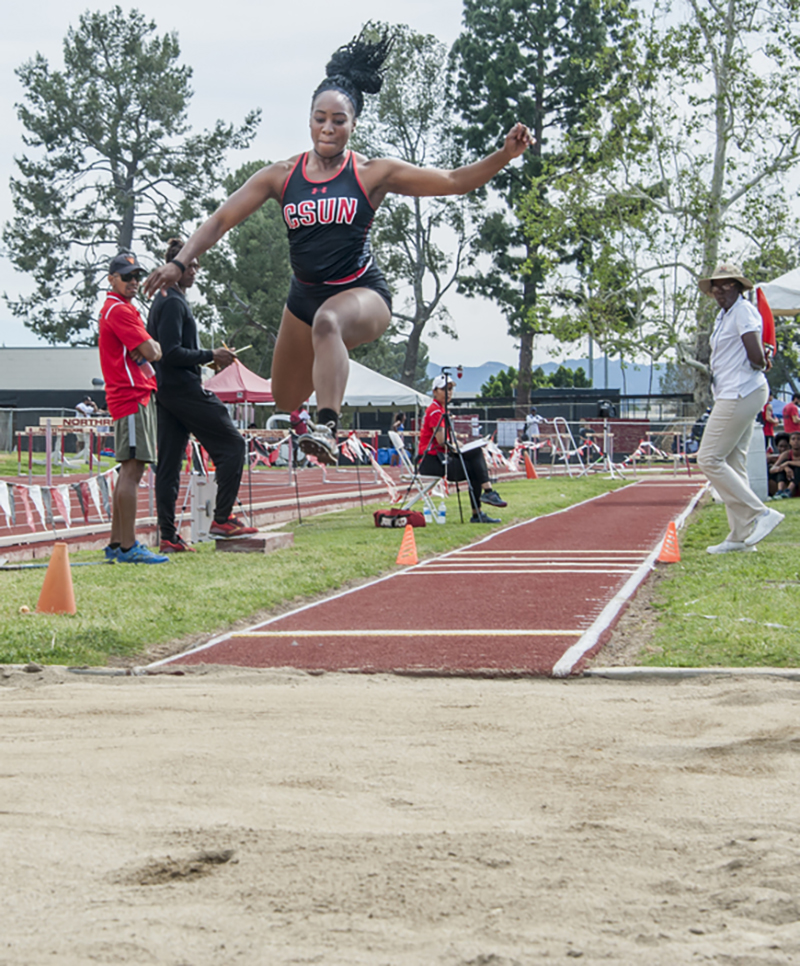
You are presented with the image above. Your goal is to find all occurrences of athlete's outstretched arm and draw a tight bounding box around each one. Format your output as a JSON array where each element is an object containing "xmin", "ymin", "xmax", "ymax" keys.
[
  {"xmin": 364, "ymin": 123, "xmax": 533, "ymax": 206},
  {"xmin": 142, "ymin": 163, "xmax": 290, "ymax": 298}
]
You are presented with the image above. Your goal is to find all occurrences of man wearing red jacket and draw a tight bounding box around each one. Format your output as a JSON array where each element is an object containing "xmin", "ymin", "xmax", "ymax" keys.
[{"xmin": 98, "ymin": 252, "xmax": 169, "ymax": 564}]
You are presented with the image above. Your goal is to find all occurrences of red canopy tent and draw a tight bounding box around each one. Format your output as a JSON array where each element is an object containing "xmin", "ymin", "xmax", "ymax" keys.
[{"xmin": 204, "ymin": 359, "xmax": 274, "ymax": 403}]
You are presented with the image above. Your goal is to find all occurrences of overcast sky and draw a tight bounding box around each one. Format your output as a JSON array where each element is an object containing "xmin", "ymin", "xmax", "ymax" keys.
[{"xmin": 0, "ymin": 0, "xmax": 557, "ymax": 367}]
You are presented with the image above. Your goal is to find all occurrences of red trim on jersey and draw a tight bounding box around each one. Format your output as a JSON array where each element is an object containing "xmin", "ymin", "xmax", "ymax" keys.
[
  {"xmin": 280, "ymin": 155, "xmax": 304, "ymax": 204},
  {"xmin": 300, "ymin": 150, "xmax": 351, "ymax": 184},
  {"xmin": 323, "ymin": 257, "xmax": 374, "ymax": 286},
  {"xmin": 351, "ymin": 154, "xmax": 376, "ymax": 212}
]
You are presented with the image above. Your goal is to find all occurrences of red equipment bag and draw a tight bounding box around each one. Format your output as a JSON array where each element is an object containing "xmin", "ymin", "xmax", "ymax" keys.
[{"xmin": 373, "ymin": 507, "xmax": 426, "ymax": 528}]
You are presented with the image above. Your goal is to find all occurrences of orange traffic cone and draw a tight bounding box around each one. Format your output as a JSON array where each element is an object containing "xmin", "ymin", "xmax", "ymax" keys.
[
  {"xmin": 657, "ymin": 522, "xmax": 681, "ymax": 563},
  {"xmin": 36, "ymin": 541, "xmax": 77, "ymax": 614},
  {"xmin": 396, "ymin": 524, "xmax": 418, "ymax": 566},
  {"xmin": 524, "ymin": 452, "xmax": 538, "ymax": 479}
]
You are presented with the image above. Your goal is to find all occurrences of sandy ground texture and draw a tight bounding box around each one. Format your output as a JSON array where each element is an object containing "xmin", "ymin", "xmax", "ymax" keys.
[{"xmin": 3, "ymin": 663, "xmax": 800, "ymax": 965}]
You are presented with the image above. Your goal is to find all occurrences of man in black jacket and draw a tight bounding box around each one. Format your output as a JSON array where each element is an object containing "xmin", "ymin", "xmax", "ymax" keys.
[{"xmin": 147, "ymin": 239, "xmax": 256, "ymax": 550}]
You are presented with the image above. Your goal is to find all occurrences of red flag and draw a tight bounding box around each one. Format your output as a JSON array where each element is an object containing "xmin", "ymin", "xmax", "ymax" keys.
[
  {"xmin": 15, "ymin": 485, "xmax": 36, "ymax": 532},
  {"xmin": 757, "ymin": 287, "xmax": 776, "ymax": 351}
]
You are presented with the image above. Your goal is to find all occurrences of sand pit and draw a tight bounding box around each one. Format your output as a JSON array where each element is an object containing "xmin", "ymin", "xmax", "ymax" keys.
[{"xmin": 2, "ymin": 664, "xmax": 800, "ymax": 964}]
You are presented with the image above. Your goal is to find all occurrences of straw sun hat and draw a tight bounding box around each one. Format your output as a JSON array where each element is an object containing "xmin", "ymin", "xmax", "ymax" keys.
[{"xmin": 698, "ymin": 263, "xmax": 754, "ymax": 295}]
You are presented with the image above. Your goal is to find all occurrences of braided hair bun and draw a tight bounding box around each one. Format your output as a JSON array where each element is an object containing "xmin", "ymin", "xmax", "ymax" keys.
[
  {"xmin": 165, "ymin": 237, "xmax": 185, "ymax": 262},
  {"xmin": 313, "ymin": 26, "xmax": 393, "ymax": 118}
]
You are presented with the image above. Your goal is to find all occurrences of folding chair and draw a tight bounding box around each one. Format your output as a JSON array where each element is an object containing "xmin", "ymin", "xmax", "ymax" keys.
[{"xmin": 389, "ymin": 430, "xmax": 440, "ymax": 514}]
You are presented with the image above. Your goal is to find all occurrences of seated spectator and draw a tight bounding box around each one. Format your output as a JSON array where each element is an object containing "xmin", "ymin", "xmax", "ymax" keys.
[
  {"xmin": 768, "ymin": 433, "xmax": 790, "ymax": 496},
  {"xmin": 770, "ymin": 431, "xmax": 800, "ymax": 499},
  {"xmin": 417, "ymin": 374, "xmax": 506, "ymax": 524}
]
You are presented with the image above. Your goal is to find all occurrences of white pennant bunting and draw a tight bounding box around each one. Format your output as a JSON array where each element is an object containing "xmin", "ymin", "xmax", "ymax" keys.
[
  {"xmin": 0, "ymin": 481, "xmax": 10, "ymax": 526},
  {"xmin": 27, "ymin": 484, "xmax": 47, "ymax": 528},
  {"xmin": 53, "ymin": 485, "xmax": 72, "ymax": 528},
  {"xmin": 87, "ymin": 476, "xmax": 105, "ymax": 521}
]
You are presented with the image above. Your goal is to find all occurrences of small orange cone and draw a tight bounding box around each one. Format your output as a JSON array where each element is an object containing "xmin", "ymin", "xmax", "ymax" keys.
[
  {"xmin": 657, "ymin": 522, "xmax": 681, "ymax": 563},
  {"xmin": 36, "ymin": 541, "xmax": 77, "ymax": 614},
  {"xmin": 396, "ymin": 524, "xmax": 418, "ymax": 566},
  {"xmin": 524, "ymin": 452, "xmax": 538, "ymax": 479}
]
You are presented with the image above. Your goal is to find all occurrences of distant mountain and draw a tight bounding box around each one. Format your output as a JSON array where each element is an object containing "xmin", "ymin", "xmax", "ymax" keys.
[{"xmin": 428, "ymin": 359, "xmax": 666, "ymax": 395}]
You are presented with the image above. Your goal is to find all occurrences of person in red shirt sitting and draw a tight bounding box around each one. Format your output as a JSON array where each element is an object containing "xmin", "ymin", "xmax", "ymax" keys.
[
  {"xmin": 417, "ymin": 374, "xmax": 506, "ymax": 524},
  {"xmin": 98, "ymin": 252, "xmax": 168, "ymax": 564}
]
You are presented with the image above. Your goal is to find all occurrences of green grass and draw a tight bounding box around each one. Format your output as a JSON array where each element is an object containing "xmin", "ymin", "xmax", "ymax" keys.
[
  {"xmin": 0, "ymin": 453, "xmax": 96, "ymax": 478},
  {"xmin": 641, "ymin": 497, "xmax": 800, "ymax": 667},
  {"xmin": 0, "ymin": 477, "xmax": 622, "ymax": 667}
]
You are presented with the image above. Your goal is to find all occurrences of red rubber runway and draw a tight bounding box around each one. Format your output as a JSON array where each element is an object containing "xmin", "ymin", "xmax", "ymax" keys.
[{"xmin": 157, "ymin": 479, "xmax": 706, "ymax": 677}]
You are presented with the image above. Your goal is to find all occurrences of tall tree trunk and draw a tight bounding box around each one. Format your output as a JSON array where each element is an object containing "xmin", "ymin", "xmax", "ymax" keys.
[
  {"xmin": 516, "ymin": 328, "xmax": 534, "ymax": 418},
  {"xmin": 515, "ymin": 77, "xmax": 545, "ymax": 420},
  {"xmin": 401, "ymin": 317, "xmax": 425, "ymax": 387},
  {"xmin": 118, "ymin": 173, "xmax": 136, "ymax": 251}
]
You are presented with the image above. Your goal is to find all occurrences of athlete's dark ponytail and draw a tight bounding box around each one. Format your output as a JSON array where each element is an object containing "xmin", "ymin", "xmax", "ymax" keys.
[{"xmin": 312, "ymin": 25, "xmax": 393, "ymax": 118}]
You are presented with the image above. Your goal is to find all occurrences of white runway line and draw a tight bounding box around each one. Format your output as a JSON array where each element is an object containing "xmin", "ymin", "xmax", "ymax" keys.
[
  {"xmin": 230, "ymin": 629, "xmax": 583, "ymax": 639},
  {"xmin": 403, "ymin": 568, "xmax": 640, "ymax": 576},
  {"xmin": 551, "ymin": 483, "xmax": 708, "ymax": 678}
]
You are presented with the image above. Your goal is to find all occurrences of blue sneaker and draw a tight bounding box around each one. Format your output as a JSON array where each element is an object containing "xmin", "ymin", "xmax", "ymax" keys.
[
  {"xmin": 104, "ymin": 545, "xmax": 119, "ymax": 563},
  {"xmin": 117, "ymin": 541, "xmax": 170, "ymax": 564}
]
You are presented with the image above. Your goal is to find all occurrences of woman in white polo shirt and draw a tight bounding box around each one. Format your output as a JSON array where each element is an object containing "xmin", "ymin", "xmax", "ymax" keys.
[{"xmin": 696, "ymin": 264, "xmax": 783, "ymax": 553}]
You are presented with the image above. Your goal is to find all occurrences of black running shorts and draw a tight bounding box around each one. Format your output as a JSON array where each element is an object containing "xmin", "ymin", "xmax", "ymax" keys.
[{"xmin": 286, "ymin": 262, "xmax": 392, "ymax": 326}]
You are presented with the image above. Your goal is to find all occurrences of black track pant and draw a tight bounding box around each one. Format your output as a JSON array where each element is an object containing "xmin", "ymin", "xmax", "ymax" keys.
[
  {"xmin": 418, "ymin": 450, "xmax": 489, "ymax": 512},
  {"xmin": 155, "ymin": 390, "xmax": 246, "ymax": 540}
]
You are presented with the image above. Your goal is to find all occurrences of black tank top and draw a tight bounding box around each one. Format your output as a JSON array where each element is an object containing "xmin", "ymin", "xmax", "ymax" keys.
[{"xmin": 281, "ymin": 151, "xmax": 375, "ymax": 285}]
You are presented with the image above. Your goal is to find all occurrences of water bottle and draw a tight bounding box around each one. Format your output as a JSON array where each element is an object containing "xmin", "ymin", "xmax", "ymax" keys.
[
  {"xmin": 436, "ymin": 500, "xmax": 446, "ymax": 525},
  {"xmin": 423, "ymin": 504, "xmax": 432, "ymax": 525},
  {"xmin": 135, "ymin": 357, "xmax": 155, "ymax": 379}
]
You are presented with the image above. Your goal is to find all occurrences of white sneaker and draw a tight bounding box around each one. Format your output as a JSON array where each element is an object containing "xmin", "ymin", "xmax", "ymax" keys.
[
  {"xmin": 298, "ymin": 422, "xmax": 338, "ymax": 465},
  {"xmin": 744, "ymin": 508, "xmax": 785, "ymax": 546},
  {"xmin": 707, "ymin": 540, "xmax": 757, "ymax": 554}
]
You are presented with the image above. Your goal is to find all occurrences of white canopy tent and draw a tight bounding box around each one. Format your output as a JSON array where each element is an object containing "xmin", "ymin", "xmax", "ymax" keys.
[
  {"xmin": 309, "ymin": 360, "xmax": 431, "ymax": 408},
  {"xmin": 757, "ymin": 267, "xmax": 800, "ymax": 317}
]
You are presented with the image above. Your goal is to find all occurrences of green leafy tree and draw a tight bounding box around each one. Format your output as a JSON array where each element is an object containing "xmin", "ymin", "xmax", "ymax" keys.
[
  {"xmin": 450, "ymin": 0, "xmax": 641, "ymax": 414},
  {"xmin": 601, "ymin": 0, "xmax": 800, "ymax": 405},
  {"xmin": 478, "ymin": 366, "xmax": 518, "ymax": 399},
  {"xmin": 3, "ymin": 6, "xmax": 259, "ymax": 344},
  {"xmin": 479, "ymin": 362, "xmax": 591, "ymax": 399},
  {"xmin": 659, "ymin": 361, "xmax": 696, "ymax": 395},
  {"xmin": 519, "ymin": 135, "xmax": 666, "ymax": 376},
  {"xmin": 549, "ymin": 364, "xmax": 591, "ymax": 388},
  {"xmin": 352, "ymin": 24, "xmax": 479, "ymax": 387},
  {"xmin": 194, "ymin": 161, "xmax": 292, "ymax": 377}
]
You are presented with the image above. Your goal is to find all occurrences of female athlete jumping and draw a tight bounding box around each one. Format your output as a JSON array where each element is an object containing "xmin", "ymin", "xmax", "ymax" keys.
[{"xmin": 144, "ymin": 28, "xmax": 533, "ymax": 463}]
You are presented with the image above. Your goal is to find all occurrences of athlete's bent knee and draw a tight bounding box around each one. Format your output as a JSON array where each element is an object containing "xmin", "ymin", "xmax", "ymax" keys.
[{"xmin": 311, "ymin": 308, "xmax": 342, "ymax": 342}]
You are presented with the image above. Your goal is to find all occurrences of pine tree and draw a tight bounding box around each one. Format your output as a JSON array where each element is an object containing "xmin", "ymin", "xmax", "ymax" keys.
[
  {"xmin": 450, "ymin": 0, "xmax": 640, "ymax": 413},
  {"xmin": 4, "ymin": 6, "xmax": 259, "ymax": 344}
]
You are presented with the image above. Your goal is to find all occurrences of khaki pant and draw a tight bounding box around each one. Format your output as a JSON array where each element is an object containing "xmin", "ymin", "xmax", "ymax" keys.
[{"xmin": 697, "ymin": 384, "xmax": 768, "ymax": 542}]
